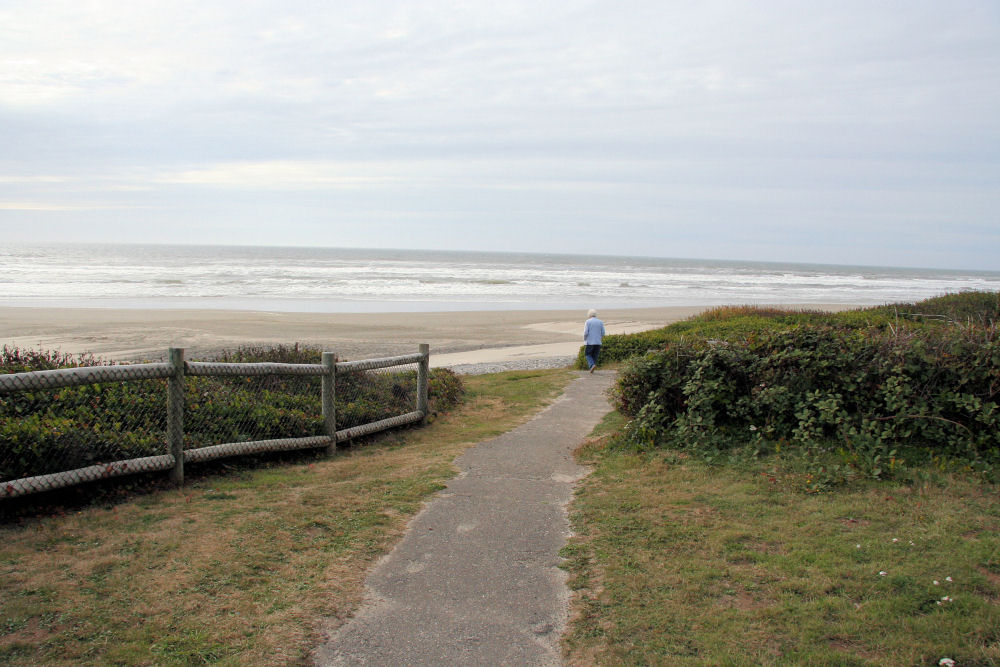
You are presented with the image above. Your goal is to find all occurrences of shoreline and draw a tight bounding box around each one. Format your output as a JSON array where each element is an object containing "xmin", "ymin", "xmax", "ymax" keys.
[{"xmin": 0, "ymin": 303, "xmax": 859, "ymax": 367}]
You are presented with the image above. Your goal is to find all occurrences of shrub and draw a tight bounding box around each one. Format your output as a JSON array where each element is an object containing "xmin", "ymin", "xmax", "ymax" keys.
[
  {"xmin": 610, "ymin": 293, "xmax": 1000, "ymax": 481},
  {"xmin": 1, "ymin": 345, "xmax": 464, "ymax": 482},
  {"xmin": 0, "ymin": 346, "xmax": 102, "ymax": 373}
]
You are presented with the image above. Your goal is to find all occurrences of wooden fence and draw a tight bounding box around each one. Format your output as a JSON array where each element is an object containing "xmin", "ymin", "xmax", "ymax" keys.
[{"xmin": 0, "ymin": 345, "xmax": 429, "ymax": 498}]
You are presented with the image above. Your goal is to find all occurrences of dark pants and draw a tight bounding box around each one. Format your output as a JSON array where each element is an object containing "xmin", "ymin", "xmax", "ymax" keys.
[{"xmin": 585, "ymin": 345, "xmax": 602, "ymax": 369}]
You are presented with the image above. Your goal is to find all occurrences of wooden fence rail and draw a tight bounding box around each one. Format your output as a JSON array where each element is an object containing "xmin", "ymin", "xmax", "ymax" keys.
[{"xmin": 1, "ymin": 344, "xmax": 430, "ymax": 498}]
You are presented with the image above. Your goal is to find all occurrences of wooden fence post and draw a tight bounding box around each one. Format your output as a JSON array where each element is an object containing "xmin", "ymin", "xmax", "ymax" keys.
[
  {"xmin": 167, "ymin": 347, "xmax": 185, "ymax": 485},
  {"xmin": 322, "ymin": 351, "xmax": 337, "ymax": 454},
  {"xmin": 417, "ymin": 343, "xmax": 429, "ymax": 417}
]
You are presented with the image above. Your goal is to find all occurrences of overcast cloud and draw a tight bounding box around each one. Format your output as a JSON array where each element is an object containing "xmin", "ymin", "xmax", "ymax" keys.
[{"xmin": 1, "ymin": 1, "xmax": 998, "ymax": 269}]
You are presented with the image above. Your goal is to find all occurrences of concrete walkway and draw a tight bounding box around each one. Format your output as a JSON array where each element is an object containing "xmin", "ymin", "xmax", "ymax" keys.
[{"xmin": 314, "ymin": 371, "xmax": 616, "ymax": 666}]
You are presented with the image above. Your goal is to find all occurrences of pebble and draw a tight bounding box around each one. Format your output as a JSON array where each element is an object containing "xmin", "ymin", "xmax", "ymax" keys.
[{"xmin": 440, "ymin": 356, "xmax": 577, "ymax": 376}]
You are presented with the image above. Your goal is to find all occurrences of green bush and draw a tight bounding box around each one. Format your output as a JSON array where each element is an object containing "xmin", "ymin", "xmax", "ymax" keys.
[
  {"xmin": 0, "ymin": 346, "xmax": 101, "ymax": 373},
  {"xmin": 609, "ymin": 293, "xmax": 999, "ymax": 483},
  {"xmin": 1, "ymin": 345, "xmax": 464, "ymax": 481}
]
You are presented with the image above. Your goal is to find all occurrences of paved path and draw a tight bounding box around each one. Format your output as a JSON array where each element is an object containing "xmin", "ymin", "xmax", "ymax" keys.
[{"xmin": 314, "ymin": 371, "xmax": 616, "ymax": 666}]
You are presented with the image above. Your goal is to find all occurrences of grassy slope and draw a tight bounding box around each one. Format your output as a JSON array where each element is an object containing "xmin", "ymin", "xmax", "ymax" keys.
[
  {"xmin": 564, "ymin": 296, "xmax": 999, "ymax": 665},
  {"xmin": 562, "ymin": 414, "xmax": 1000, "ymax": 666},
  {"xmin": 0, "ymin": 369, "xmax": 574, "ymax": 666},
  {"xmin": 577, "ymin": 291, "xmax": 1000, "ymax": 369}
]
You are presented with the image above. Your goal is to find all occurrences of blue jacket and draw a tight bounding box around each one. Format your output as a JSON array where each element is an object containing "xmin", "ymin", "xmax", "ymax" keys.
[{"xmin": 583, "ymin": 317, "xmax": 605, "ymax": 345}]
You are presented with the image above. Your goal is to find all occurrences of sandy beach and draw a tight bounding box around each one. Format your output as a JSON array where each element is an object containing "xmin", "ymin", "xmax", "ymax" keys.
[
  {"xmin": 0, "ymin": 304, "xmax": 857, "ymax": 369},
  {"xmin": 0, "ymin": 305, "xmax": 710, "ymax": 365}
]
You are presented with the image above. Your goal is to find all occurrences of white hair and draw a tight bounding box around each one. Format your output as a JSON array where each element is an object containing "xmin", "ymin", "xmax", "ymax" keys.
[{"xmin": 587, "ymin": 309, "xmax": 597, "ymax": 318}]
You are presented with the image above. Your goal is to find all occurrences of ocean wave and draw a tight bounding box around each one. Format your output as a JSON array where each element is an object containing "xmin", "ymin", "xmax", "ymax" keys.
[{"xmin": 3, "ymin": 243, "xmax": 999, "ymax": 311}]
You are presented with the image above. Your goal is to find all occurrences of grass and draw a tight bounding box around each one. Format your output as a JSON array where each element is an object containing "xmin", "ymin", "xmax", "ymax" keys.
[
  {"xmin": 562, "ymin": 415, "xmax": 1000, "ymax": 666},
  {"xmin": 0, "ymin": 368, "xmax": 574, "ymax": 666},
  {"xmin": 5, "ymin": 356, "xmax": 998, "ymax": 665},
  {"xmin": 583, "ymin": 291, "xmax": 1000, "ymax": 369}
]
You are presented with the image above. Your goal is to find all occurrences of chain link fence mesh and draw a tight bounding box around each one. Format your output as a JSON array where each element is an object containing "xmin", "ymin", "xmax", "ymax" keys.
[
  {"xmin": 336, "ymin": 363, "xmax": 420, "ymax": 430},
  {"xmin": 1, "ymin": 348, "xmax": 433, "ymax": 498},
  {"xmin": 0, "ymin": 375, "xmax": 173, "ymax": 495}
]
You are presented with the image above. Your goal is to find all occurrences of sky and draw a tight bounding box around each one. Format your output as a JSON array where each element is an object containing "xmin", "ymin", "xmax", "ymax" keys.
[{"xmin": 1, "ymin": 1, "xmax": 998, "ymax": 271}]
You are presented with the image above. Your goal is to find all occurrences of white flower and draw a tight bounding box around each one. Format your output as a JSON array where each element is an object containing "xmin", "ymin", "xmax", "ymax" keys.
[
  {"xmin": 878, "ymin": 571, "xmax": 887, "ymax": 576},
  {"xmin": 749, "ymin": 425, "xmax": 758, "ymax": 431},
  {"xmin": 945, "ymin": 576, "xmax": 953, "ymax": 582},
  {"xmin": 939, "ymin": 658, "xmax": 955, "ymax": 666},
  {"xmin": 933, "ymin": 580, "xmax": 940, "ymax": 585},
  {"xmin": 856, "ymin": 544, "xmax": 861, "ymax": 549},
  {"xmin": 892, "ymin": 538, "xmax": 899, "ymax": 543}
]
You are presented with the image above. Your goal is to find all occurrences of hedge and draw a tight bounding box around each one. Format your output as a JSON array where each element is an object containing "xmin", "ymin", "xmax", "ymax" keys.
[
  {"xmin": 605, "ymin": 292, "xmax": 999, "ymax": 477},
  {"xmin": 1, "ymin": 345, "xmax": 464, "ymax": 482}
]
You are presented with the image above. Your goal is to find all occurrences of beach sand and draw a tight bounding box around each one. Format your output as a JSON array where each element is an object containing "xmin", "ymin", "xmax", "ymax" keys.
[{"xmin": 0, "ymin": 304, "xmax": 857, "ymax": 368}]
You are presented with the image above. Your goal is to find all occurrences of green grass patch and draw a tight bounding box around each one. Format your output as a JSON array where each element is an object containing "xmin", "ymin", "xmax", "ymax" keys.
[
  {"xmin": 0, "ymin": 369, "xmax": 574, "ymax": 666},
  {"xmin": 576, "ymin": 291, "xmax": 1000, "ymax": 369},
  {"xmin": 563, "ymin": 435, "xmax": 1000, "ymax": 666}
]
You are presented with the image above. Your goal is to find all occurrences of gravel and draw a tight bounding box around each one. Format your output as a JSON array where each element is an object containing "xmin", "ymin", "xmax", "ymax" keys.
[{"xmin": 439, "ymin": 356, "xmax": 577, "ymax": 375}]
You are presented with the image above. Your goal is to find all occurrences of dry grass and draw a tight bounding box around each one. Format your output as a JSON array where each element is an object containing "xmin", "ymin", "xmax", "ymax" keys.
[{"xmin": 0, "ymin": 369, "xmax": 574, "ymax": 666}]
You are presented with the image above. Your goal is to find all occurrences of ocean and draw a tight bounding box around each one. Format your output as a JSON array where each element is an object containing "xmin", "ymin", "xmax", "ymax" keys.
[{"xmin": 2, "ymin": 243, "xmax": 999, "ymax": 313}]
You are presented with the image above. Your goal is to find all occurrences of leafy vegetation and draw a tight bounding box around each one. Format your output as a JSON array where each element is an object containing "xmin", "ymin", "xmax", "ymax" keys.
[
  {"xmin": 595, "ymin": 292, "xmax": 999, "ymax": 487},
  {"xmin": 0, "ymin": 344, "xmax": 464, "ymax": 483}
]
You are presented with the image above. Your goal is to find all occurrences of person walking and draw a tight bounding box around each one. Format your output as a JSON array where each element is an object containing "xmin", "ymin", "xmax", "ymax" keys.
[{"xmin": 583, "ymin": 309, "xmax": 605, "ymax": 373}]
